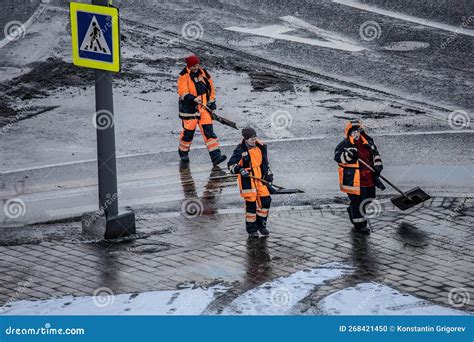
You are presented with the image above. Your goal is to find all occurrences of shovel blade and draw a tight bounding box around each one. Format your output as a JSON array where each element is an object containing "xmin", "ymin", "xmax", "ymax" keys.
[{"xmin": 391, "ymin": 187, "xmax": 431, "ymax": 211}]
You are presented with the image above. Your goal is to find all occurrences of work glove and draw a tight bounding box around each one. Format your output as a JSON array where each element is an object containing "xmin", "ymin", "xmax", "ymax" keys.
[
  {"xmin": 374, "ymin": 165, "xmax": 382, "ymax": 177},
  {"xmin": 263, "ymin": 173, "xmax": 273, "ymax": 183},
  {"xmin": 239, "ymin": 168, "xmax": 250, "ymax": 178},
  {"xmin": 207, "ymin": 101, "xmax": 217, "ymax": 111},
  {"xmin": 344, "ymin": 147, "xmax": 358, "ymax": 161},
  {"xmin": 193, "ymin": 97, "xmax": 202, "ymax": 105}
]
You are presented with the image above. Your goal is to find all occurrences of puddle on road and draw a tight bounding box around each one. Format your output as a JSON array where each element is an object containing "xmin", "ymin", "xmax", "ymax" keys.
[
  {"xmin": 397, "ymin": 222, "xmax": 428, "ymax": 248},
  {"xmin": 179, "ymin": 164, "xmax": 235, "ymax": 217}
]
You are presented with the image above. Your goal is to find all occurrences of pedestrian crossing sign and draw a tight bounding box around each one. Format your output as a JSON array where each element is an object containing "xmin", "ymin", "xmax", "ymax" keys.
[{"xmin": 70, "ymin": 2, "xmax": 120, "ymax": 72}]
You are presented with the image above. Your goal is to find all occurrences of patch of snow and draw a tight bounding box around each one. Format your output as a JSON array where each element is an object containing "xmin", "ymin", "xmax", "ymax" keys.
[
  {"xmin": 220, "ymin": 262, "xmax": 352, "ymax": 315},
  {"xmin": 1, "ymin": 284, "xmax": 229, "ymax": 315},
  {"xmin": 318, "ymin": 282, "xmax": 466, "ymax": 315}
]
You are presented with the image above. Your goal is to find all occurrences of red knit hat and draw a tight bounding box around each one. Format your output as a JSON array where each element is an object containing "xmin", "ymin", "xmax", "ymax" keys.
[{"xmin": 185, "ymin": 55, "xmax": 200, "ymax": 68}]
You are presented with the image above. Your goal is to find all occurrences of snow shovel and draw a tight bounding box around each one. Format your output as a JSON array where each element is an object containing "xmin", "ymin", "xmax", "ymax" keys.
[
  {"xmin": 248, "ymin": 175, "xmax": 305, "ymax": 194},
  {"xmin": 203, "ymin": 105, "xmax": 239, "ymax": 130},
  {"xmin": 357, "ymin": 158, "xmax": 430, "ymax": 211}
]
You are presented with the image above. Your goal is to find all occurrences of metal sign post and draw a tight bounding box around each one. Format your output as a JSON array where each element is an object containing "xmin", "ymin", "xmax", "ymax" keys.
[{"xmin": 71, "ymin": 0, "xmax": 135, "ymax": 239}]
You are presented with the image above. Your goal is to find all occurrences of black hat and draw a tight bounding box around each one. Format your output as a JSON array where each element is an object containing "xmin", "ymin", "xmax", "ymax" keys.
[{"xmin": 242, "ymin": 127, "xmax": 257, "ymax": 139}]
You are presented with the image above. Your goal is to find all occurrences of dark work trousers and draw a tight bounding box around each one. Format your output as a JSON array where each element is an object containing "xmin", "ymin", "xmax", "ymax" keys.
[
  {"xmin": 347, "ymin": 186, "xmax": 376, "ymax": 229},
  {"xmin": 245, "ymin": 196, "xmax": 271, "ymax": 234}
]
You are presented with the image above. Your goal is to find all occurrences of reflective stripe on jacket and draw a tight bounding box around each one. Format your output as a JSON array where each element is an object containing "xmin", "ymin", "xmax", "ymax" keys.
[
  {"xmin": 334, "ymin": 122, "xmax": 383, "ymax": 195},
  {"xmin": 227, "ymin": 140, "xmax": 271, "ymax": 195}
]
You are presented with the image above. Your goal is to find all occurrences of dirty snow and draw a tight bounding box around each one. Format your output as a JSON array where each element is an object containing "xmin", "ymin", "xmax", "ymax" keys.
[
  {"xmin": 1, "ymin": 284, "xmax": 230, "ymax": 315},
  {"xmin": 317, "ymin": 282, "xmax": 466, "ymax": 315},
  {"xmin": 1, "ymin": 266, "xmax": 466, "ymax": 316},
  {"xmin": 219, "ymin": 263, "xmax": 352, "ymax": 315}
]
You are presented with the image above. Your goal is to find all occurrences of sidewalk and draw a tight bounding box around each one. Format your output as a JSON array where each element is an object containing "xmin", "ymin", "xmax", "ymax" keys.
[{"xmin": 0, "ymin": 196, "xmax": 472, "ymax": 314}]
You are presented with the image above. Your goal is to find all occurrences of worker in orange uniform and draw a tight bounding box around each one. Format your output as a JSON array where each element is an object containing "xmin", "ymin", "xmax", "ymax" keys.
[
  {"xmin": 334, "ymin": 120, "xmax": 385, "ymax": 234},
  {"xmin": 177, "ymin": 54, "xmax": 226, "ymax": 166},
  {"xmin": 228, "ymin": 127, "xmax": 273, "ymax": 239}
]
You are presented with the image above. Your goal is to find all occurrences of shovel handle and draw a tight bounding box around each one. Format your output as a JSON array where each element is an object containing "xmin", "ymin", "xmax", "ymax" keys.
[
  {"xmin": 248, "ymin": 175, "xmax": 284, "ymax": 189},
  {"xmin": 357, "ymin": 158, "xmax": 407, "ymax": 197}
]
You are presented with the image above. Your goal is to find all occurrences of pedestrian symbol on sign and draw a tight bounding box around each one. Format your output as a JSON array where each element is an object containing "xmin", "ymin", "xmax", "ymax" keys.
[{"xmin": 80, "ymin": 16, "xmax": 111, "ymax": 55}]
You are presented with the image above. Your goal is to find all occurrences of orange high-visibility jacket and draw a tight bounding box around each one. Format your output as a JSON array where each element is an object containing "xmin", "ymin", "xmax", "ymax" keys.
[
  {"xmin": 228, "ymin": 140, "xmax": 272, "ymax": 196},
  {"xmin": 177, "ymin": 67, "xmax": 215, "ymax": 120},
  {"xmin": 334, "ymin": 121, "xmax": 383, "ymax": 195}
]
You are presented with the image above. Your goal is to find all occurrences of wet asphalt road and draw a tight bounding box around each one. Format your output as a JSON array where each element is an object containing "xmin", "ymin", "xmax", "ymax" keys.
[
  {"xmin": 0, "ymin": 0, "xmax": 42, "ymax": 40},
  {"xmin": 2, "ymin": 0, "xmax": 472, "ymax": 111},
  {"xmin": 120, "ymin": 0, "xmax": 474, "ymax": 112},
  {"xmin": 0, "ymin": 0, "xmax": 472, "ymax": 226},
  {"xmin": 1, "ymin": 130, "xmax": 471, "ymax": 226}
]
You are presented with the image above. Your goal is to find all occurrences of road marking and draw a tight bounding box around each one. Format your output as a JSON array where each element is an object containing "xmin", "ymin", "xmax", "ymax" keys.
[
  {"xmin": 1, "ymin": 130, "xmax": 471, "ymax": 174},
  {"xmin": 225, "ymin": 22, "xmax": 365, "ymax": 52},
  {"xmin": 280, "ymin": 15, "xmax": 360, "ymax": 47},
  {"xmin": 332, "ymin": 0, "xmax": 474, "ymax": 37}
]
